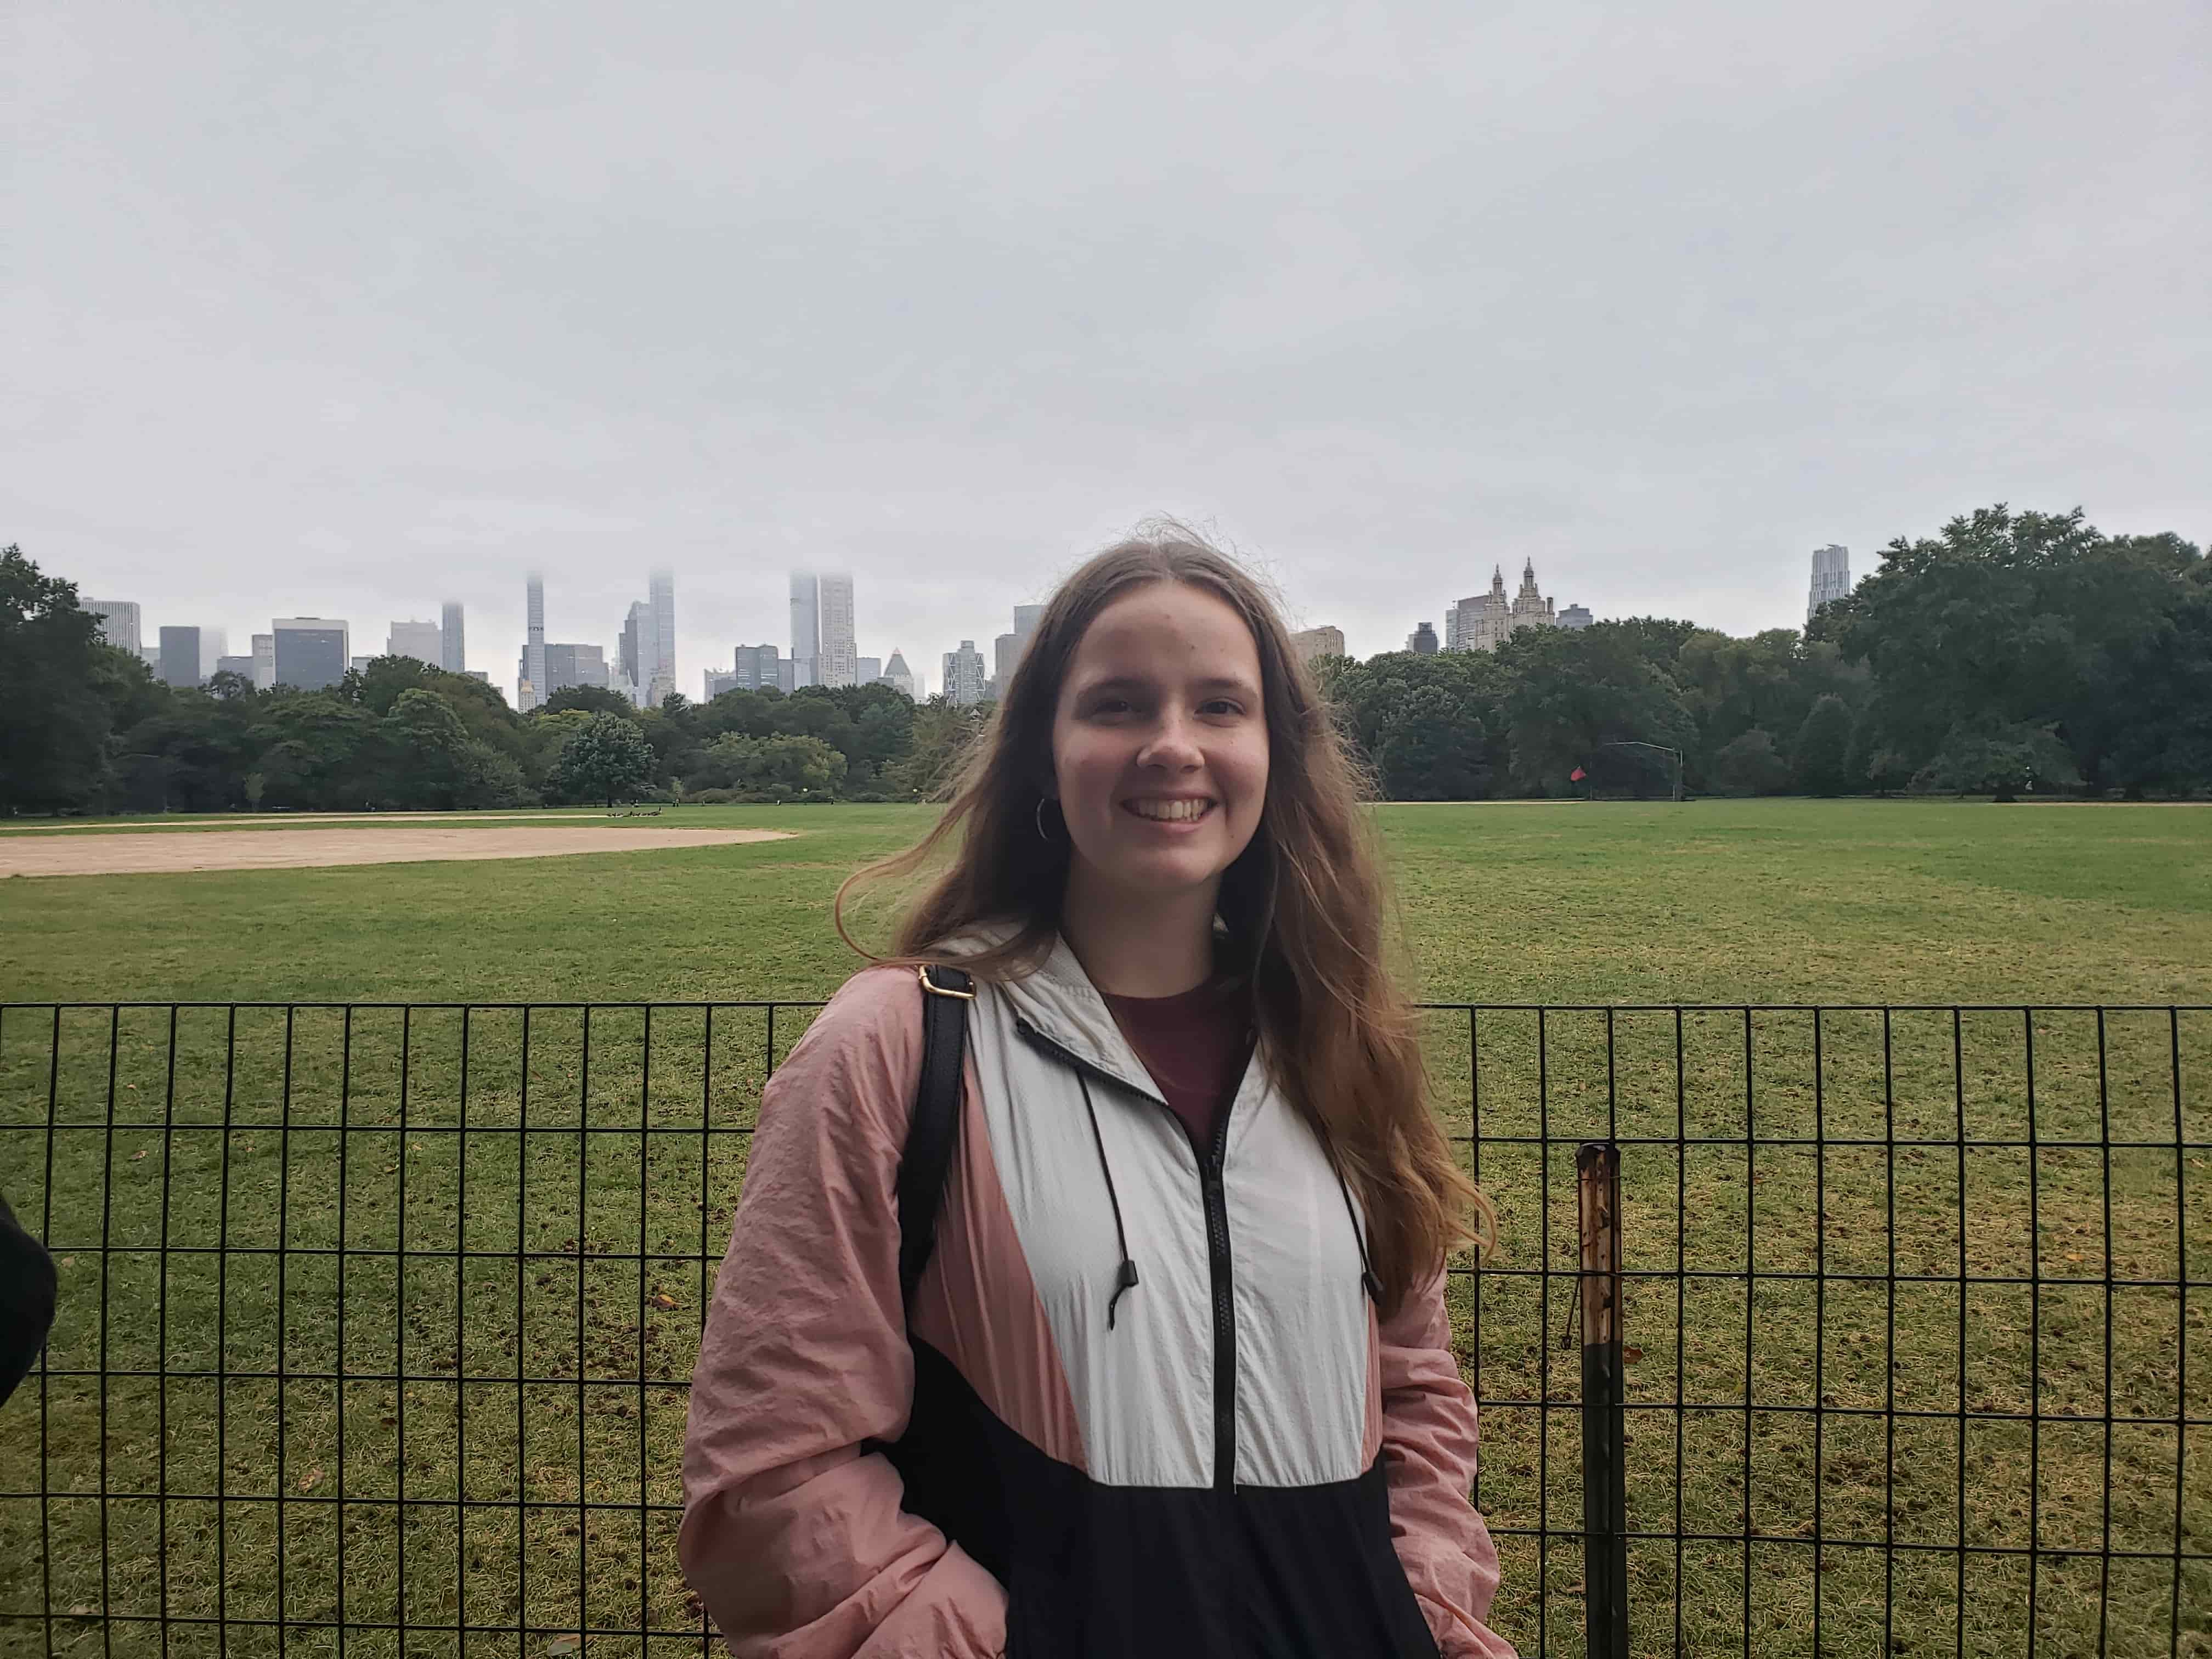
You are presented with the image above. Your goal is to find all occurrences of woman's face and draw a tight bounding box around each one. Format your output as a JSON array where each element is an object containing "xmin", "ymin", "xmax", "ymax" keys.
[{"xmin": 1049, "ymin": 580, "xmax": 1271, "ymax": 907}]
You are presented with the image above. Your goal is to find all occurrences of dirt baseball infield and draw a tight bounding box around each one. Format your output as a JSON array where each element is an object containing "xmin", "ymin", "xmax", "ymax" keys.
[{"xmin": 0, "ymin": 826, "xmax": 793, "ymax": 878}]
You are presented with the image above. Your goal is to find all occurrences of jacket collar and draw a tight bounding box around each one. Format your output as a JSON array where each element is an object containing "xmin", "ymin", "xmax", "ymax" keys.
[{"xmin": 946, "ymin": 924, "xmax": 1167, "ymax": 1106}]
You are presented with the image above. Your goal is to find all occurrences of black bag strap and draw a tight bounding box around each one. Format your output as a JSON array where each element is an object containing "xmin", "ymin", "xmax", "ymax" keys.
[{"xmin": 897, "ymin": 963, "xmax": 974, "ymax": 1305}]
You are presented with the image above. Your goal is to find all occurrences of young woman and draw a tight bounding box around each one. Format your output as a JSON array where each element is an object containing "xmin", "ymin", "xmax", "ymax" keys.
[{"xmin": 681, "ymin": 527, "xmax": 1511, "ymax": 1658}]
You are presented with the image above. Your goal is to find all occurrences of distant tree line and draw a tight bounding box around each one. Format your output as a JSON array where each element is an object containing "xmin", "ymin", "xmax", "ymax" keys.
[
  {"xmin": 0, "ymin": 543, "xmax": 989, "ymax": 814},
  {"xmin": 1318, "ymin": 505, "xmax": 2208, "ymax": 801},
  {"xmin": 4, "ymin": 505, "xmax": 2204, "ymax": 815}
]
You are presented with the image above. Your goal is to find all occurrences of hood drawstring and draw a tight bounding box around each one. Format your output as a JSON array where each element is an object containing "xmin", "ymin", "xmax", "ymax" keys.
[
  {"xmin": 1077, "ymin": 1075, "xmax": 1142, "ymax": 1329},
  {"xmin": 1331, "ymin": 1162, "xmax": 1385, "ymax": 1307}
]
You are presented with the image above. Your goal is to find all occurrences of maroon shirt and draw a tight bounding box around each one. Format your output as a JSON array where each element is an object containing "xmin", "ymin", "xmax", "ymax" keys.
[{"xmin": 1099, "ymin": 978, "xmax": 1255, "ymax": 1156}]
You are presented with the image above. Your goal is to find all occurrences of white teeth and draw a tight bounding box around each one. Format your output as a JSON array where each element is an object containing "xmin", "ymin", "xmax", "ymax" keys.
[{"xmin": 1129, "ymin": 799, "xmax": 1210, "ymax": 821}]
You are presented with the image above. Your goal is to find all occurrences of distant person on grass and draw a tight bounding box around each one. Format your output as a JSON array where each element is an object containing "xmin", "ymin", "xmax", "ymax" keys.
[{"xmin": 681, "ymin": 526, "xmax": 1511, "ymax": 1658}]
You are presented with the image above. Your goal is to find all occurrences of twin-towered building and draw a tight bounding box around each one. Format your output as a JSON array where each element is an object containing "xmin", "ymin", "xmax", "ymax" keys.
[{"xmin": 1445, "ymin": 560, "xmax": 1589, "ymax": 652}]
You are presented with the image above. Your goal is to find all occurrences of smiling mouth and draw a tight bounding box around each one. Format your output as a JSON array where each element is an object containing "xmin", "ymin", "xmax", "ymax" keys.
[{"xmin": 1124, "ymin": 798, "xmax": 1216, "ymax": 823}]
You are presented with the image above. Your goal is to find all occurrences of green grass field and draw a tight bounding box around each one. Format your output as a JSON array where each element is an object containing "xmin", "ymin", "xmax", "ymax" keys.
[
  {"xmin": 3, "ymin": 802, "xmax": 2208, "ymax": 1658},
  {"xmin": 3, "ymin": 799, "xmax": 2207, "ymax": 1006}
]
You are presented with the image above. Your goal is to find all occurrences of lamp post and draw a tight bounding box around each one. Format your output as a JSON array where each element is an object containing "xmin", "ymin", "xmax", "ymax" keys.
[{"xmin": 1599, "ymin": 741, "xmax": 1685, "ymax": 802}]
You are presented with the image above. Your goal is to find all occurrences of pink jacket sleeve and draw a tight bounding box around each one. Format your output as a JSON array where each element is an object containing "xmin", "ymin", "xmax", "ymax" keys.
[
  {"xmin": 679, "ymin": 968, "xmax": 1008, "ymax": 1659},
  {"xmin": 1379, "ymin": 1268, "xmax": 1518, "ymax": 1658}
]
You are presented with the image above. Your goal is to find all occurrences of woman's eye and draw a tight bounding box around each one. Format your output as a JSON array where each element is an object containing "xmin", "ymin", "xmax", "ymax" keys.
[{"xmin": 1199, "ymin": 699, "xmax": 1244, "ymax": 717}]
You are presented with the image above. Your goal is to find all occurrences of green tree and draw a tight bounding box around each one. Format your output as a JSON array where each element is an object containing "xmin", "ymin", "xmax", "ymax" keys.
[
  {"xmin": 551, "ymin": 713, "xmax": 654, "ymax": 806},
  {"xmin": 1322, "ymin": 650, "xmax": 1505, "ymax": 799},
  {"xmin": 0, "ymin": 545, "xmax": 117, "ymax": 812},
  {"xmin": 539, "ymin": 684, "xmax": 637, "ymax": 718},
  {"xmin": 1711, "ymin": 728, "xmax": 1790, "ymax": 795},
  {"xmin": 1830, "ymin": 505, "xmax": 2207, "ymax": 792},
  {"xmin": 1792, "ymin": 695, "xmax": 1855, "ymax": 795},
  {"xmin": 1497, "ymin": 623, "xmax": 1695, "ymax": 794},
  {"xmin": 1911, "ymin": 720, "xmax": 2081, "ymax": 799},
  {"xmin": 245, "ymin": 693, "xmax": 373, "ymax": 810},
  {"xmin": 380, "ymin": 689, "xmax": 475, "ymax": 809},
  {"xmin": 692, "ymin": 732, "xmax": 847, "ymax": 797}
]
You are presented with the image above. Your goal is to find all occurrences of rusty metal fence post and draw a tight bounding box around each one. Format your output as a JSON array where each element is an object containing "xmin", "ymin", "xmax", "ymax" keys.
[{"xmin": 1578, "ymin": 1141, "xmax": 1628, "ymax": 1659}]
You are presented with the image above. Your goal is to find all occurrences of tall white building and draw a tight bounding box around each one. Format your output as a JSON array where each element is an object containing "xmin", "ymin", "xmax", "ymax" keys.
[
  {"xmin": 943, "ymin": 640, "xmax": 988, "ymax": 706},
  {"xmin": 252, "ymin": 633, "xmax": 275, "ymax": 690},
  {"xmin": 387, "ymin": 619, "xmax": 442, "ymax": 664},
  {"xmin": 648, "ymin": 569, "xmax": 676, "ymax": 702},
  {"xmin": 817, "ymin": 572, "xmax": 857, "ymax": 687},
  {"xmin": 616, "ymin": 600, "xmax": 648, "ymax": 704},
  {"xmin": 1808, "ymin": 545, "xmax": 1852, "ymax": 623},
  {"xmin": 519, "ymin": 574, "xmax": 548, "ymax": 711},
  {"xmin": 440, "ymin": 601, "xmax": 466, "ymax": 673},
  {"xmin": 82, "ymin": 600, "xmax": 141, "ymax": 653},
  {"xmin": 789, "ymin": 572, "xmax": 820, "ymax": 689}
]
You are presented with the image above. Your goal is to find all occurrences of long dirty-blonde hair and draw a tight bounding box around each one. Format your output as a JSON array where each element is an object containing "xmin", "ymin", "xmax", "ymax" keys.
[{"xmin": 836, "ymin": 523, "xmax": 1493, "ymax": 1310}]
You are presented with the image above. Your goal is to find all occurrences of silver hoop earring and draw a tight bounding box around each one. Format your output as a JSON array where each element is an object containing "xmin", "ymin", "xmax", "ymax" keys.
[{"xmin": 1035, "ymin": 797, "xmax": 1056, "ymax": 843}]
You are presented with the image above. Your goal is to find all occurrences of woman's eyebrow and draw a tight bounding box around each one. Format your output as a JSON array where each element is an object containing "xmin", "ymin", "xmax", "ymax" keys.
[{"xmin": 1077, "ymin": 673, "xmax": 1259, "ymax": 698}]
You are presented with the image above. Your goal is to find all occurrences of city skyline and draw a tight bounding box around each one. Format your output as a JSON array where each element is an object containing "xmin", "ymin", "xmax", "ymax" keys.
[
  {"xmin": 69, "ymin": 538, "xmax": 1855, "ymax": 704},
  {"xmin": 14, "ymin": 4, "xmax": 2200, "ymax": 718}
]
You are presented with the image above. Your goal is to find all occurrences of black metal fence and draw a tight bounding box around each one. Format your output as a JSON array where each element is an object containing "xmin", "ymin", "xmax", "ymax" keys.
[{"xmin": 2, "ymin": 1001, "xmax": 2204, "ymax": 1658}]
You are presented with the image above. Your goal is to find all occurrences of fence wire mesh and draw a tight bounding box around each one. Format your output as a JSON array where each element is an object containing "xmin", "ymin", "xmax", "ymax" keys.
[{"xmin": 1, "ymin": 1001, "xmax": 2205, "ymax": 1658}]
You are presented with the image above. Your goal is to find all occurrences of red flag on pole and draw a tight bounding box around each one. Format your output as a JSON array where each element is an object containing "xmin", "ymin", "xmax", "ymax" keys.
[{"xmin": 1570, "ymin": 766, "xmax": 1587, "ymax": 782}]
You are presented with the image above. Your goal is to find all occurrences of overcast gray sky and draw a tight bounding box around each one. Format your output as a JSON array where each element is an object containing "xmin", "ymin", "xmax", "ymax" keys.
[{"xmin": 10, "ymin": 1, "xmax": 2207, "ymax": 701}]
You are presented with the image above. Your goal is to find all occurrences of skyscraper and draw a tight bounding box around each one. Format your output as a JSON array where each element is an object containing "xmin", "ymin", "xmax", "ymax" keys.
[
  {"xmin": 789, "ymin": 572, "xmax": 819, "ymax": 689},
  {"xmin": 881, "ymin": 650, "xmax": 917, "ymax": 699},
  {"xmin": 815, "ymin": 572, "xmax": 857, "ymax": 687},
  {"xmin": 731, "ymin": 644, "xmax": 781, "ymax": 690},
  {"xmin": 856, "ymin": 656, "xmax": 881, "ymax": 686},
  {"xmin": 82, "ymin": 600, "xmax": 141, "ymax": 653},
  {"xmin": 157, "ymin": 625, "xmax": 226, "ymax": 688},
  {"xmin": 252, "ymin": 634, "xmax": 275, "ymax": 690},
  {"xmin": 1807, "ymin": 545, "xmax": 1852, "ymax": 623},
  {"xmin": 1407, "ymin": 622, "xmax": 1438, "ymax": 654},
  {"xmin": 273, "ymin": 618, "xmax": 349, "ymax": 690},
  {"xmin": 618, "ymin": 600, "xmax": 649, "ymax": 702},
  {"xmin": 993, "ymin": 602, "xmax": 1046, "ymax": 694},
  {"xmin": 387, "ymin": 619, "xmax": 442, "ymax": 663},
  {"xmin": 520, "ymin": 574, "xmax": 548, "ymax": 711},
  {"xmin": 542, "ymin": 643, "xmax": 608, "ymax": 696},
  {"xmin": 648, "ymin": 569, "xmax": 676, "ymax": 702},
  {"xmin": 942, "ymin": 640, "xmax": 988, "ymax": 706},
  {"xmin": 1290, "ymin": 626, "xmax": 1345, "ymax": 665},
  {"xmin": 440, "ymin": 601, "xmax": 466, "ymax": 673}
]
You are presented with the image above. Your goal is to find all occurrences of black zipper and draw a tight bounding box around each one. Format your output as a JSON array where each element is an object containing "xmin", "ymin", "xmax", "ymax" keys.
[
  {"xmin": 1014, "ymin": 1014, "xmax": 1241, "ymax": 1492},
  {"xmin": 1200, "ymin": 1103, "xmax": 1237, "ymax": 1491}
]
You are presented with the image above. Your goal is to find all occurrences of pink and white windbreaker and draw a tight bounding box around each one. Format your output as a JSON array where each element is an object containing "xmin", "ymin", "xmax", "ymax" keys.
[{"xmin": 681, "ymin": 939, "xmax": 1515, "ymax": 1658}]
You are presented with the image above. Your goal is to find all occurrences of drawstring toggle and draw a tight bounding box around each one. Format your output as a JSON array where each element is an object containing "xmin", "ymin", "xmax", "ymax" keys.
[{"xmin": 1107, "ymin": 1259, "xmax": 1141, "ymax": 1328}]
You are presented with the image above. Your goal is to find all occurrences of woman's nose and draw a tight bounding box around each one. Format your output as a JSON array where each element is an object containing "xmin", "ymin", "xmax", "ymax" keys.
[{"xmin": 1136, "ymin": 714, "xmax": 1204, "ymax": 769}]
